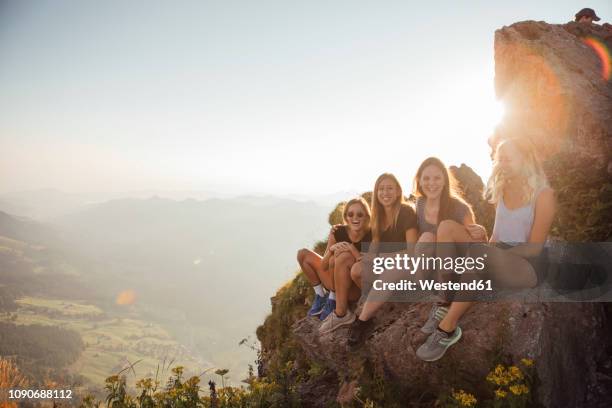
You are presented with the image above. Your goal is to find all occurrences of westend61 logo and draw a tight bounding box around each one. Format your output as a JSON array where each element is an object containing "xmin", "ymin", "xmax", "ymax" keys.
[{"xmin": 372, "ymin": 253, "xmax": 487, "ymax": 275}]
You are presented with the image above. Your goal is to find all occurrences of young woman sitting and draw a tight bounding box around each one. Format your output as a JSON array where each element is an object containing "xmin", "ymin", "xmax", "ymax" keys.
[
  {"xmin": 346, "ymin": 173, "xmax": 418, "ymax": 345},
  {"xmin": 319, "ymin": 197, "xmax": 372, "ymax": 333},
  {"xmin": 412, "ymin": 157, "xmax": 480, "ymax": 334},
  {"xmin": 298, "ymin": 198, "xmax": 372, "ymax": 321}
]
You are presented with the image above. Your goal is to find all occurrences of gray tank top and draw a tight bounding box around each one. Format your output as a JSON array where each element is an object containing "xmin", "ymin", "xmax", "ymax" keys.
[{"xmin": 416, "ymin": 196, "xmax": 469, "ymax": 234}]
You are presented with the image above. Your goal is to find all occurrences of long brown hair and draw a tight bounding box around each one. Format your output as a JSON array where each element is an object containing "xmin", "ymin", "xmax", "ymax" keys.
[
  {"xmin": 413, "ymin": 157, "xmax": 474, "ymax": 224},
  {"xmin": 371, "ymin": 173, "xmax": 405, "ymax": 243}
]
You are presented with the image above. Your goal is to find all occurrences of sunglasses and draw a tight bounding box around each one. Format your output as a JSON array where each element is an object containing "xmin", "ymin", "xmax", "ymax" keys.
[{"xmin": 347, "ymin": 212, "xmax": 365, "ymax": 218}]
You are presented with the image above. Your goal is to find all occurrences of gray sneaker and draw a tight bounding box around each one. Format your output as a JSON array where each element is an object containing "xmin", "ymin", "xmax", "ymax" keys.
[
  {"xmin": 416, "ymin": 327, "xmax": 462, "ymax": 362},
  {"xmin": 420, "ymin": 305, "xmax": 449, "ymax": 334},
  {"xmin": 319, "ymin": 310, "xmax": 356, "ymax": 334}
]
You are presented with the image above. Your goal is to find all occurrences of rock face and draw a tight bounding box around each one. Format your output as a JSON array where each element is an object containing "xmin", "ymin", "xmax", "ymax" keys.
[
  {"xmin": 450, "ymin": 164, "xmax": 495, "ymax": 233},
  {"xmin": 286, "ymin": 21, "xmax": 612, "ymax": 407},
  {"xmin": 293, "ymin": 302, "xmax": 610, "ymax": 407},
  {"xmin": 492, "ymin": 21, "xmax": 611, "ymax": 163}
]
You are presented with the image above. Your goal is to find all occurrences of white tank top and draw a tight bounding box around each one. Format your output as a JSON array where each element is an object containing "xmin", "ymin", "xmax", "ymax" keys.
[{"xmin": 491, "ymin": 189, "xmax": 544, "ymax": 245}]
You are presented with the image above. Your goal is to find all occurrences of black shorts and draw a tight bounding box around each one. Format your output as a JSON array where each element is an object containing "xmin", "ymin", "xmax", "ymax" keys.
[{"xmin": 494, "ymin": 242, "xmax": 548, "ymax": 285}]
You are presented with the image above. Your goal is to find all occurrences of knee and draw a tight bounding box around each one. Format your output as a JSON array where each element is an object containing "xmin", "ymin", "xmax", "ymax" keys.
[
  {"xmin": 418, "ymin": 232, "xmax": 436, "ymax": 243},
  {"xmin": 335, "ymin": 252, "xmax": 355, "ymax": 269},
  {"xmin": 437, "ymin": 219, "xmax": 460, "ymax": 237},
  {"xmin": 297, "ymin": 248, "xmax": 309, "ymax": 264}
]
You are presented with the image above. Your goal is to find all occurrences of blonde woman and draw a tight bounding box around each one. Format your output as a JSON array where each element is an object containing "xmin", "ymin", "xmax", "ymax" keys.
[
  {"xmin": 298, "ymin": 198, "xmax": 372, "ymax": 321},
  {"xmin": 346, "ymin": 173, "xmax": 418, "ymax": 344},
  {"xmin": 416, "ymin": 137, "xmax": 556, "ymax": 361}
]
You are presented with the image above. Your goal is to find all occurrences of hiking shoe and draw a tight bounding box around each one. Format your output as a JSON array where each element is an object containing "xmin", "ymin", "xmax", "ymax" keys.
[
  {"xmin": 308, "ymin": 293, "xmax": 327, "ymax": 317},
  {"xmin": 420, "ymin": 305, "xmax": 449, "ymax": 334},
  {"xmin": 416, "ymin": 326, "xmax": 462, "ymax": 362},
  {"xmin": 319, "ymin": 297, "xmax": 336, "ymax": 321},
  {"xmin": 319, "ymin": 310, "xmax": 356, "ymax": 334},
  {"xmin": 347, "ymin": 318, "xmax": 374, "ymax": 347}
]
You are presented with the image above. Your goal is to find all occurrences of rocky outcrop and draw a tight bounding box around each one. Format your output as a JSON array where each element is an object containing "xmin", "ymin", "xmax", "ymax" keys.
[
  {"xmin": 492, "ymin": 21, "xmax": 611, "ymax": 163},
  {"xmin": 450, "ymin": 164, "xmax": 495, "ymax": 233},
  {"xmin": 293, "ymin": 301, "xmax": 610, "ymax": 407}
]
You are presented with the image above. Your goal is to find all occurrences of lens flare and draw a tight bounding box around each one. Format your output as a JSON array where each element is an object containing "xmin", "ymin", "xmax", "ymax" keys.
[
  {"xmin": 583, "ymin": 37, "xmax": 611, "ymax": 81},
  {"xmin": 116, "ymin": 289, "xmax": 136, "ymax": 305}
]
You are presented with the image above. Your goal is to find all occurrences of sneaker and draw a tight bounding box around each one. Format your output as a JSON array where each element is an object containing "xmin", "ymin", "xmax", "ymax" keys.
[
  {"xmin": 420, "ymin": 305, "xmax": 449, "ymax": 334},
  {"xmin": 347, "ymin": 318, "xmax": 374, "ymax": 347},
  {"xmin": 319, "ymin": 297, "xmax": 336, "ymax": 321},
  {"xmin": 416, "ymin": 326, "xmax": 462, "ymax": 362},
  {"xmin": 319, "ymin": 310, "xmax": 356, "ymax": 334},
  {"xmin": 308, "ymin": 293, "xmax": 327, "ymax": 317}
]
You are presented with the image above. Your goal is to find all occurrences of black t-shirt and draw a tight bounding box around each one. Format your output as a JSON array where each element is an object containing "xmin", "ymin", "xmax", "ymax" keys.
[
  {"xmin": 379, "ymin": 204, "xmax": 417, "ymax": 250},
  {"xmin": 333, "ymin": 225, "xmax": 372, "ymax": 252}
]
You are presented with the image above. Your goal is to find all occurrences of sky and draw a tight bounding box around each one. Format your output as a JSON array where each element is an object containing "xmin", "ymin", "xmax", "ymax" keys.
[{"xmin": 1, "ymin": 1, "xmax": 610, "ymax": 196}]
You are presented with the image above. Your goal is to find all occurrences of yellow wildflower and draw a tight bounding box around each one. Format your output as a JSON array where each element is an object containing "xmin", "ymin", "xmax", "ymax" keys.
[
  {"xmin": 508, "ymin": 366, "xmax": 524, "ymax": 381},
  {"xmin": 509, "ymin": 384, "xmax": 530, "ymax": 395},
  {"xmin": 521, "ymin": 358, "xmax": 534, "ymax": 367},
  {"xmin": 452, "ymin": 389, "xmax": 477, "ymax": 407},
  {"xmin": 495, "ymin": 388, "xmax": 507, "ymax": 399}
]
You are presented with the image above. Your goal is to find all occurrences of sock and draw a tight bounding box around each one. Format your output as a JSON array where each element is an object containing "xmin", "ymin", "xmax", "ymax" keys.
[
  {"xmin": 328, "ymin": 291, "xmax": 336, "ymax": 301},
  {"xmin": 438, "ymin": 325, "xmax": 455, "ymax": 336},
  {"xmin": 313, "ymin": 284, "xmax": 325, "ymax": 297},
  {"xmin": 335, "ymin": 310, "xmax": 346, "ymax": 318}
]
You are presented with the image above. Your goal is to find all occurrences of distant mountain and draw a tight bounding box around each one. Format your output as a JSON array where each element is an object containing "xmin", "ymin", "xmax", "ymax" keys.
[
  {"xmin": 0, "ymin": 210, "xmax": 60, "ymax": 245},
  {"xmin": 0, "ymin": 189, "xmax": 222, "ymax": 220}
]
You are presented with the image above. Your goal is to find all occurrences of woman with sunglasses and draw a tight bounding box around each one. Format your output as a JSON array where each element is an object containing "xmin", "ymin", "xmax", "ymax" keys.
[{"xmin": 298, "ymin": 197, "xmax": 372, "ymax": 322}]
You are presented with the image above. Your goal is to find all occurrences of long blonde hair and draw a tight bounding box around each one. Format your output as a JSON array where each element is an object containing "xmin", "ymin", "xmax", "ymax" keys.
[
  {"xmin": 485, "ymin": 137, "xmax": 548, "ymax": 205},
  {"xmin": 371, "ymin": 173, "xmax": 406, "ymax": 243}
]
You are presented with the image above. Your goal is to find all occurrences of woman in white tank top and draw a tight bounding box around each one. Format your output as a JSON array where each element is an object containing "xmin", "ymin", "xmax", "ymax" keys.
[{"xmin": 416, "ymin": 137, "xmax": 557, "ymax": 362}]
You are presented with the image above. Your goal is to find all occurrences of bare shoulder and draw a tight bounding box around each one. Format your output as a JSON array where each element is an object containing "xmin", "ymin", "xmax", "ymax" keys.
[
  {"xmin": 537, "ymin": 187, "xmax": 555, "ymax": 201},
  {"xmin": 536, "ymin": 187, "xmax": 556, "ymax": 210}
]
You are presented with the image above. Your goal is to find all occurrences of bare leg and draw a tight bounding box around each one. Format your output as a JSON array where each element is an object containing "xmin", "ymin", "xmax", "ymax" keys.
[
  {"xmin": 350, "ymin": 260, "xmax": 383, "ymax": 321},
  {"xmin": 435, "ymin": 220, "xmax": 482, "ymax": 303},
  {"xmin": 350, "ymin": 261, "xmax": 363, "ymax": 289},
  {"xmin": 415, "ymin": 232, "xmax": 436, "ymax": 256},
  {"xmin": 297, "ymin": 248, "xmax": 334, "ymax": 291},
  {"xmin": 437, "ymin": 243, "xmax": 537, "ymax": 331},
  {"xmin": 334, "ymin": 252, "xmax": 360, "ymax": 316}
]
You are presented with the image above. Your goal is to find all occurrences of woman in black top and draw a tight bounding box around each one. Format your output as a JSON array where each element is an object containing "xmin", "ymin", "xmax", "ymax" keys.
[
  {"xmin": 347, "ymin": 173, "xmax": 418, "ymax": 342},
  {"xmin": 297, "ymin": 197, "xmax": 372, "ymax": 322}
]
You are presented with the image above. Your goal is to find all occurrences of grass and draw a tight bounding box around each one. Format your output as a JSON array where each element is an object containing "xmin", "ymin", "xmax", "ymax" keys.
[{"xmin": 1, "ymin": 296, "xmax": 206, "ymax": 390}]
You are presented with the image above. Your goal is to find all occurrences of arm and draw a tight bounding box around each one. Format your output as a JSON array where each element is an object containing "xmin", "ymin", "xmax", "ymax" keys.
[
  {"xmin": 321, "ymin": 228, "xmax": 337, "ymax": 270},
  {"xmin": 462, "ymin": 205, "xmax": 490, "ymax": 242},
  {"xmin": 404, "ymin": 227, "xmax": 418, "ymax": 255},
  {"xmin": 508, "ymin": 188, "xmax": 556, "ymax": 258}
]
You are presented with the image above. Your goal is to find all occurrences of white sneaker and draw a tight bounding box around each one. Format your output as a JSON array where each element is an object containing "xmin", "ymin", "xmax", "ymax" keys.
[{"xmin": 319, "ymin": 310, "xmax": 356, "ymax": 334}]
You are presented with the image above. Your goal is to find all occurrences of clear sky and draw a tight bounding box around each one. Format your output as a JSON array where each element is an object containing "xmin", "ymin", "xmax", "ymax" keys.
[{"xmin": 1, "ymin": 1, "xmax": 610, "ymax": 196}]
